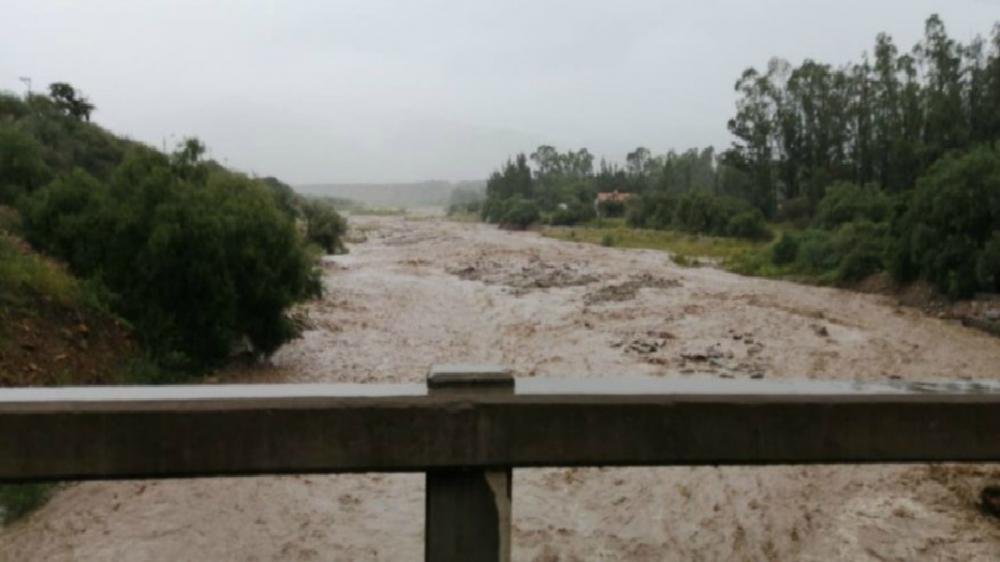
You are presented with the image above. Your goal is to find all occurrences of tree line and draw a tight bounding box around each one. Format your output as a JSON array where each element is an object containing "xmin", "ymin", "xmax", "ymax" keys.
[
  {"xmin": 725, "ymin": 14, "xmax": 1000, "ymax": 217},
  {"xmin": 475, "ymin": 15, "xmax": 999, "ymax": 297}
]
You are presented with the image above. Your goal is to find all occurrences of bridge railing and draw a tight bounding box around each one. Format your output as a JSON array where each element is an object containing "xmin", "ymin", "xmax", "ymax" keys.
[{"xmin": 2, "ymin": 365, "xmax": 999, "ymax": 561}]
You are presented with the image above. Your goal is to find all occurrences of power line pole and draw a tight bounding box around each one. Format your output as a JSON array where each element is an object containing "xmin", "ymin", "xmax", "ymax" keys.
[{"xmin": 18, "ymin": 76, "xmax": 32, "ymax": 97}]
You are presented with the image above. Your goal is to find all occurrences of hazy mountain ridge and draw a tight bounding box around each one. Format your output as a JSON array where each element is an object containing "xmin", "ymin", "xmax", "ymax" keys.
[{"xmin": 298, "ymin": 180, "xmax": 485, "ymax": 208}]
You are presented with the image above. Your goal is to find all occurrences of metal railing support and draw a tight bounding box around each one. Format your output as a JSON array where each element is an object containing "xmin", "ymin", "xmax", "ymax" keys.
[{"xmin": 425, "ymin": 365, "xmax": 513, "ymax": 562}]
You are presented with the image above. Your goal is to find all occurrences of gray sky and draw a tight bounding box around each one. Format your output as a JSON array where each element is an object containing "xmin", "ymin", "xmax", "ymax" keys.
[{"xmin": 3, "ymin": 1, "xmax": 998, "ymax": 184}]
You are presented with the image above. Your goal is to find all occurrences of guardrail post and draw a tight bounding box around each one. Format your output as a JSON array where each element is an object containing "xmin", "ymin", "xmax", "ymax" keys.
[{"xmin": 425, "ymin": 365, "xmax": 513, "ymax": 562}]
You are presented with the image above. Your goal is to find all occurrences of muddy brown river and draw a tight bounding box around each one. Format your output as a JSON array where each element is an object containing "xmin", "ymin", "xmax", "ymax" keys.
[{"xmin": 3, "ymin": 216, "xmax": 999, "ymax": 561}]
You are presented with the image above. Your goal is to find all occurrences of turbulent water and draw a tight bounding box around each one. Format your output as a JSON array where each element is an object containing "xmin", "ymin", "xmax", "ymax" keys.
[{"xmin": 3, "ymin": 216, "xmax": 999, "ymax": 561}]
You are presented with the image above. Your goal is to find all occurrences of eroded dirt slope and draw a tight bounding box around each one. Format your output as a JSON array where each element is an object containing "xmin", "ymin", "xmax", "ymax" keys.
[{"xmin": 3, "ymin": 216, "xmax": 999, "ymax": 561}]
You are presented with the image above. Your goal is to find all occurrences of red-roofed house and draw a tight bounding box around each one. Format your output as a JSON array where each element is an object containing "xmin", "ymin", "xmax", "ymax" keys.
[{"xmin": 594, "ymin": 190, "xmax": 634, "ymax": 217}]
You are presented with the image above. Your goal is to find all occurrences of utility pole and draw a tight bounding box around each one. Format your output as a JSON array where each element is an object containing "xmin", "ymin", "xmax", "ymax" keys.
[{"xmin": 18, "ymin": 76, "xmax": 31, "ymax": 97}]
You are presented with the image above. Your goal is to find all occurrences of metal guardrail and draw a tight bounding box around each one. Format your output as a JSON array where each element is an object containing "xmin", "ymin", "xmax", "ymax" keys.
[{"xmin": 2, "ymin": 366, "xmax": 1000, "ymax": 561}]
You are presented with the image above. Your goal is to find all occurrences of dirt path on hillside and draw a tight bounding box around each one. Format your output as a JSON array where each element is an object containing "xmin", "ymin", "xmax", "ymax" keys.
[{"xmin": 3, "ymin": 216, "xmax": 1000, "ymax": 561}]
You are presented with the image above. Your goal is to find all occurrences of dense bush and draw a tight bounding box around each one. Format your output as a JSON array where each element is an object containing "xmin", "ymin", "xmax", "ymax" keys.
[
  {"xmin": 776, "ymin": 196, "xmax": 814, "ymax": 226},
  {"xmin": 978, "ymin": 233, "xmax": 1000, "ymax": 290},
  {"xmin": 0, "ymin": 125, "xmax": 49, "ymax": 204},
  {"xmin": 0, "ymin": 484, "xmax": 53, "ymax": 524},
  {"xmin": 21, "ymin": 150, "xmax": 321, "ymax": 369},
  {"xmin": 673, "ymin": 193, "xmax": 772, "ymax": 240},
  {"xmin": 500, "ymin": 197, "xmax": 540, "ymax": 229},
  {"xmin": 830, "ymin": 220, "xmax": 888, "ymax": 281},
  {"xmin": 769, "ymin": 222, "xmax": 887, "ymax": 282},
  {"xmin": 726, "ymin": 210, "xmax": 771, "ymax": 240},
  {"xmin": 626, "ymin": 192, "xmax": 770, "ymax": 240},
  {"xmin": 794, "ymin": 230, "xmax": 837, "ymax": 273},
  {"xmin": 550, "ymin": 201, "xmax": 596, "ymax": 226},
  {"xmin": 888, "ymin": 145, "xmax": 1000, "ymax": 297},
  {"xmin": 301, "ymin": 198, "xmax": 347, "ymax": 254},
  {"xmin": 771, "ymin": 232, "xmax": 799, "ymax": 265},
  {"xmin": 814, "ymin": 182, "xmax": 892, "ymax": 229},
  {"xmin": 625, "ymin": 193, "xmax": 676, "ymax": 229},
  {"xmin": 596, "ymin": 199, "xmax": 625, "ymax": 218}
]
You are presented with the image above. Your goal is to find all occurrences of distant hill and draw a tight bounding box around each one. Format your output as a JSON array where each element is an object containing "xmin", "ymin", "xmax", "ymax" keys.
[{"xmin": 298, "ymin": 180, "xmax": 485, "ymax": 208}]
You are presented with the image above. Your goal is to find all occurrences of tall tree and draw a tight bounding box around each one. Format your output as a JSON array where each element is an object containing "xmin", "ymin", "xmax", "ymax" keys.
[{"xmin": 48, "ymin": 82, "xmax": 95, "ymax": 121}]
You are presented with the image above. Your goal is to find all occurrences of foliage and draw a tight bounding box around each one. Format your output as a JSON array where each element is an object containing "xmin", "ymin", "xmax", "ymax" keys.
[
  {"xmin": 888, "ymin": 145, "xmax": 1000, "ymax": 297},
  {"xmin": 771, "ymin": 232, "xmax": 799, "ymax": 265},
  {"xmin": 301, "ymin": 198, "xmax": 347, "ymax": 254},
  {"xmin": 977, "ymin": 232, "xmax": 1000, "ymax": 290},
  {"xmin": 0, "ymin": 87, "xmax": 335, "ymax": 369},
  {"xmin": 725, "ymin": 15, "xmax": 1000, "ymax": 214},
  {"xmin": 0, "ymin": 483, "xmax": 55, "ymax": 524},
  {"xmin": 596, "ymin": 199, "xmax": 625, "ymax": 218},
  {"xmin": 776, "ymin": 196, "xmax": 814, "ymax": 226},
  {"xmin": 814, "ymin": 182, "xmax": 892, "ymax": 229},
  {"xmin": 726, "ymin": 210, "xmax": 771, "ymax": 240},
  {"xmin": 830, "ymin": 220, "xmax": 889, "ymax": 281},
  {"xmin": 541, "ymin": 224, "xmax": 767, "ymax": 263},
  {"xmin": 1, "ymin": 90, "xmax": 128, "ymax": 183},
  {"xmin": 0, "ymin": 125, "xmax": 49, "ymax": 204},
  {"xmin": 499, "ymin": 197, "xmax": 540, "ymax": 229},
  {"xmin": 0, "ymin": 233, "xmax": 104, "ymax": 311},
  {"xmin": 49, "ymin": 82, "xmax": 95, "ymax": 121},
  {"xmin": 259, "ymin": 176, "xmax": 302, "ymax": 218},
  {"xmin": 20, "ymin": 148, "xmax": 321, "ymax": 370},
  {"xmin": 549, "ymin": 201, "xmax": 596, "ymax": 226}
]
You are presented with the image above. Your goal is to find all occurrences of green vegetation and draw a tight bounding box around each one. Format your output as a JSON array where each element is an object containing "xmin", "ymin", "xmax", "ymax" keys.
[
  {"xmin": 492, "ymin": 15, "xmax": 1000, "ymax": 297},
  {"xmin": 627, "ymin": 192, "xmax": 771, "ymax": 241},
  {"xmin": 0, "ymin": 87, "xmax": 345, "ymax": 371},
  {"xmin": 0, "ymin": 233, "xmax": 104, "ymax": 312},
  {"xmin": 0, "ymin": 483, "xmax": 54, "ymax": 525},
  {"xmin": 0, "ymin": 83, "xmax": 350, "ymax": 523},
  {"xmin": 888, "ymin": 146, "xmax": 1000, "ymax": 297},
  {"xmin": 541, "ymin": 222, "xmax": 767, "ymax": 263},
  {"xmin": 301, "ymin": 198, "xmax": 347, "ymax": 254}
]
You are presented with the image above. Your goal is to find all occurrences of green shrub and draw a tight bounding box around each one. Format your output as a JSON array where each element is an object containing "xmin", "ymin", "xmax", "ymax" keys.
[
  {"xmin": 0, "ymin": 483, "xmax": 54, "ymax": 524},
  {"xmin": 625, "ymin": 193, "xmax": 676, "ymax": 229},
  {"xmin": 672, "ymin": 193, "xmax": 769, "ymax": 240},
  {"xmin": 0, "ymin": 125, "xmax": 49, "ymax": 204},
  {"xmin": 814, "ymin": 182, "xmax": 891, "ymax": 229},
  {"xmin": 21, "ymin": 150, "xmax": 321, "ymax": 369},
  {"xmin": 596, "ymin": 199, "xmax": 625, "ymax": 218},
  {"xmin": 480, "ymin": 196, "xmax": 509, "ymax": 223},
  {"xmin": 777, "ymin": 196, "xmax": 814, "ymax": 226},
  {"xmin": 888, "ymin": 145, "xmax": 1000, "ymax": 298},
  {"xmin": 796, "ymin": 229, "xmax": 837, "ymax": 273},
  {"xmin": 550, "ymin": 201, "xmax": 595, "ymax": 226},
  {"xmin": 0, "ymin": 92, "xmax": 30, "ymax": 120},
  {"xmin": 0, "ymin": 205, "xmax": 21, "ymax": 235},
  {"xmin": 771, "ymin": 232, "xmax": 799, "ymax": 265},
  {"xmin": 977, "ymin": 233, "xmax": 1000, "ymax": 292},
  {"xmin": 500, "ymin": 197, "xmax": 540, "ymax": 229},
  {"xmin": 600, "ymin": 233, "xmax": 615, "ymax": 247},
  {"xmin": 726, "ymin": 210, "xmax": 772, "ymax": 240},
  {"xmin": 301, "ymin": 198, "xmax": 347, "ymax": 254},
  {"xmin": 831, "ymin": 220, "xmax": 887, "ymax": 281}
]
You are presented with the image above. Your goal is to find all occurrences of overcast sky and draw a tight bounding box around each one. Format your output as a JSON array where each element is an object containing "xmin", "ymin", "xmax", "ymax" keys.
[{"xmin": 2, "ymin": 1, "xmax": 998, "ymax": 184}]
